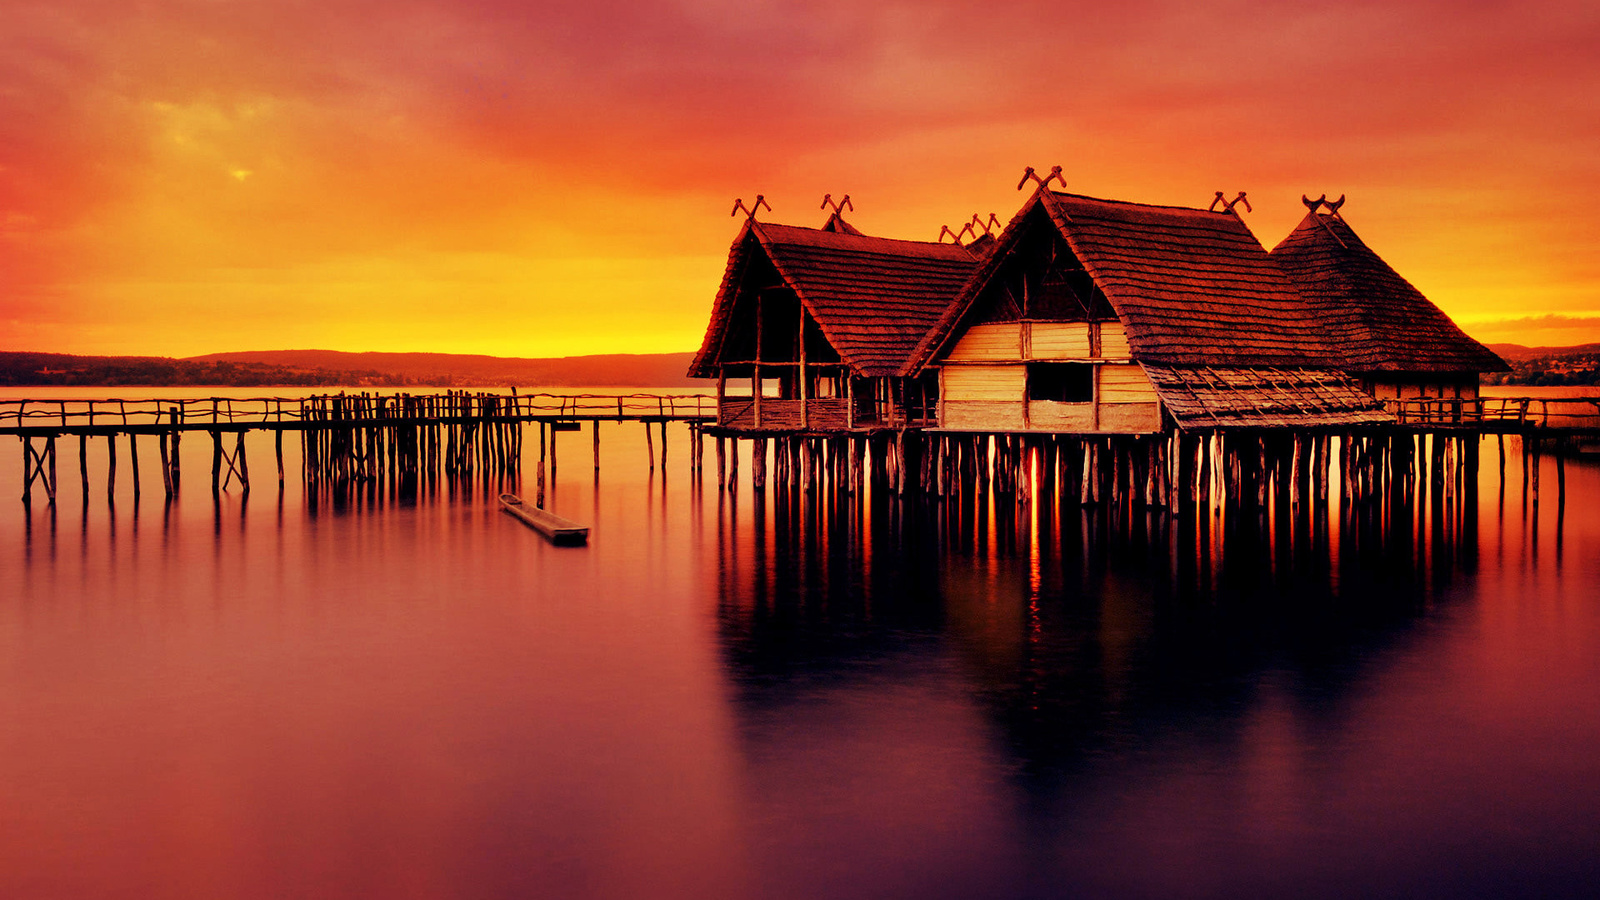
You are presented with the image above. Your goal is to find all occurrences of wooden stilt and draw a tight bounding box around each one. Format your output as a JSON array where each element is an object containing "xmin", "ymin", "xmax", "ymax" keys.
[
  {"xmin": 79, "ymin": 433, "xmax": 90, "ymax": 501},
  {"xmin": 236, "ymin": 431, "xmax": 250, "ymax": 492},
  {"xmin": 1530, "ymin": 436, "xmax": 1541, "ymax": 507},
  {"xmin": 106, "ymin": 434, "xmax": 117, "ymax": 502},
  {"xmin": 129, "ymin": 433, "xmax": 141, "ymax": 500}
]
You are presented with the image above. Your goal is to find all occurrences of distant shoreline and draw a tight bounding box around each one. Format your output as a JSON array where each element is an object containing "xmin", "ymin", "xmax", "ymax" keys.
[
  {"xmin": 0, "ymin": 349, "xmax": 701, "ymax": 389},
  {"xmin": 8, "ymin": 343, "xmax": 1600, "ymax": 387}
]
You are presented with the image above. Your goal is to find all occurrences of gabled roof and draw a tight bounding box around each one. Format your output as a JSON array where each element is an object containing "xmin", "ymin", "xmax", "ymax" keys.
[
  {"xmin": 1270, "ymin": 211, "xmax": 1508, "ymax": 374},
  {"xmin": 689, "ymin": 219, "xmax": 980, "ymax": 378},
  {"xmin": 1144, "ymin": 365, "xmax": 1391, "ymax": 430},
  {"xmin": 905, "ymin": 190, "xmax": 1340, "ymax": 374}
]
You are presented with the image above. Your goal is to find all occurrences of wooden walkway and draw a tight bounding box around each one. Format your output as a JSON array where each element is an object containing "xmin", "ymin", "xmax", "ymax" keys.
[
  {"xmin": 0, "ymin": 392, "xmax": 715, "ymax": 435},
  {"xmin": 6, "ymin": 391, "xmax": 1600, "ymax": 509},
  {"xmin": 3, "ymin": 391, "xmax": 715, "ymax": 504}
]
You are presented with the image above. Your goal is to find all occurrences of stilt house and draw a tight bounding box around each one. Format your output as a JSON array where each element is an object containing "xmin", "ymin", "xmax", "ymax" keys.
[
  {"xmin": 901, "ymin": 189, "xmax": 1391, "ymax": 433},
  {"xmin": 1269, "ymin": 201, "xmax": 1507, "ymax": 408},
  {"xmin": 689, "ymin": 214, "xmax": 980, "ymax": 433}
]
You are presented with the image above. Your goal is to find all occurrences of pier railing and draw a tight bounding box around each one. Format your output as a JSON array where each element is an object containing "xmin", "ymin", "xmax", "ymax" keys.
[
  {"xmin": 1386, "ymin": 396, "xmax": 1600, "ymax": 430},
  {"xmin": 0, "ymin": 392, "xmax": 716, "ymax": 433}
]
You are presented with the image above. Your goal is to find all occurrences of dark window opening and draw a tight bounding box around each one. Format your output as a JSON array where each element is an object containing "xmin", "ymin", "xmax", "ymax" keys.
[{"xmin": 1029, "ymin": 363, "xmax": 1093, "ymax": 403}]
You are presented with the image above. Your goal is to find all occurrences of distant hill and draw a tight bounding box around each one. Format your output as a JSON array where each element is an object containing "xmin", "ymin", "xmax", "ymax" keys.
[
  {"xmin": 1, "ymin": 349, "xmax": 700, "ymax": 388},
  {"xmin": 0, "ymin": 351, "xmax": 384, "ymax": 387},
  {"xmin": 1484, "ymin": 343, "xmax": 1600, "ymax": 386},
  {"xmin": 188, "ymin": 350, "xmax": 700, "ymax": 387}
]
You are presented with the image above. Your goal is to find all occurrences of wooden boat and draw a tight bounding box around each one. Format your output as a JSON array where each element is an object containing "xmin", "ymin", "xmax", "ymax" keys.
[{"xmin": 499, "ymin": 493, "xmax": 589, "ymax": 545}]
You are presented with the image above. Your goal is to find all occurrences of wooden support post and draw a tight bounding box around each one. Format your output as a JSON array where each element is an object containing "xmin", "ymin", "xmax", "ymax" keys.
[
  {"xmin": 236, "ymin": 431, "xmax": 250, "ymax": 493},
  {"xmin": 20, "ymin": 437, "xmax": 56, "ymax": 504},
  {"xmin": 159, "ymin": 433, "xmax": 172, "ymax": 496},
  {"xmin": 537, "ymin": 422, "xmax": 547, "ymax": 508},
  {"xmin": 729, "ymin": 436, "xmax": 739, "ymax": 490},
  {"xmin": 276, "ymin": 429, "xmax": 285, "ymax": 482},
  {"xmin": 594, "ymin": 420, "xmax": 602, "ymax": 473},
  {"xmin": 129, "ymin": 433, "xmax": 140, "ymax": 500},
  {"xmin": 107, "ymin": 434, "xmax": 117, "ymax": 502},
  {"xmin": 169, "ymin": 409, "xmax": 182, "ymax": 490},
  {"xmin": 896, "ymin": 431, "xmax": 908, "ymax": 495},
  {"xmin": 79, "ymin": 433, "xmax": 90, "ymax": 501},
  {"xmin": 660, "ymin": 420, "xmax": 668, "ymax": 472},
  {"xmin": 1289, "ymin": 435, "xmax": 1303, "ymax": 509},
  {"xmin": 211, "ymin": 430, "xmax": 223, "ymax": 493},
  {"xmin": 551, "ymin": 422, "xmax": 559, "ymax": 482},
  {"xmin": 753, "ymin": 437, "xmax": 767, "ymax": 490},
  {"xmin": 645, "ymin": 421, "xmax": 655, "ymax": 472},
  {"xmin": 716, "ymin": 436, "xmax": 726, "ymax": 487},
  {"xmin": 1530, "ymin": 436, "xmax": 1541, "ymax": 507},
  {"xmin": 1557, "ymin": 440, "xmax": 1566, "ymax": 512},
  {"xmin": 1496, "ymin": 433, "xmax": 1505, "ymax": 494},
  {"xmin": 852, "ymin": 436, "xmax": 865, "ymax": 495}
]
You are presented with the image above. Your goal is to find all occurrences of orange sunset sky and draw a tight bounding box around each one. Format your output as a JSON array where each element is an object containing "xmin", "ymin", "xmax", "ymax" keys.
[{"xmin": 2, "ymin": 0, "xmax": 1598, "ymax": 359}]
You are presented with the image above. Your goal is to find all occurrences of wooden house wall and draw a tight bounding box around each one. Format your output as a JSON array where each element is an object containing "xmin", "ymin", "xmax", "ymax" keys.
[
  {"xmin": 1368, "ymin": 376, "xmax": 1480, "ymax": 401},
  {"xmin": 938, "ymin": 357, "xmax": 1160, "ymax": 434},
  {"xmin": 945, "ymin": 321, "xmax": 1134, "ymax": 362}
]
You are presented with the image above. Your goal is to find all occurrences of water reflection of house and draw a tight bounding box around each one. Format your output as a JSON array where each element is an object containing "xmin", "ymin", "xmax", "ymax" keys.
[
  {"xmin": 689, "ymin": 212, "xmax": 982, "ymax": 432},
  {"xmin": 1269, "ymin": 203, "xmax": 1508, "ymax": 406},
  {"xmin": 691, "ymin": 182, "xmax": 1504, "ymax": 437}
]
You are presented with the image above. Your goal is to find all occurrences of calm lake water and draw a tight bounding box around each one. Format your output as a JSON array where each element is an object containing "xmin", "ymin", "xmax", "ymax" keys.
[{"xmin": 3, "ymin": 388, "xmax": 1600, "ymax": 899}]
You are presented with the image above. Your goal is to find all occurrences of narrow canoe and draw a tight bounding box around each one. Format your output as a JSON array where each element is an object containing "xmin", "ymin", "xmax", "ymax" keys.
[{"xmin": 499, "ymin": 493, "xmax": 589, "ymax": 545}]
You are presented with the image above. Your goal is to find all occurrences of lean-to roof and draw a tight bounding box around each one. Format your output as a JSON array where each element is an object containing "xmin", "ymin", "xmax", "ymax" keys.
[
  {"xmin": 689, "ymin": 219, "xmax": 979, "ymax": 378},
  {"xmin": 1144, "ymin": 365, "xmax": 1392, "ymax": 429},
  {"xmin": 1270, "ymin": 212, "xmax": 1507, "ymax": 374},
  {"xmin": 906, "ymin": 191, "xmax": 1339, "ymax": 374}
]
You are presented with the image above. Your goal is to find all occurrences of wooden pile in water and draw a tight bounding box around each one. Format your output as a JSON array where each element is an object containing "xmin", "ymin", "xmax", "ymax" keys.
[{"xmin": 301, "ymin": 391, "xmax": 521, "ymax": 490}]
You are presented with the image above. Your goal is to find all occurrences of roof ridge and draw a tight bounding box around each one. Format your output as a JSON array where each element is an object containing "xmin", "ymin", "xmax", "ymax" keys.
[{"xmin": 1048, "ymin": 190, "xmax": 1238, "ymax": 217}]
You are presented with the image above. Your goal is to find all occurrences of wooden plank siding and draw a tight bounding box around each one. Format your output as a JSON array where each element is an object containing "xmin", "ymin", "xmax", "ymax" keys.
[
  {"xmin": 945, "ymin": 321, "xmax": 1132, "ymax": 362},
  {"xmin": 1372, "ymin": 379, "xmax": 1480, "ymax": 401},
  {"xmin": 938, "ymin": 359, "xmax": 1161, "ymax": 434},
  {"xmin": 1028, "ymin": 322, "xmax": 1091, "ymax": 358},
  {"xmin": 1098, "ymin": 363, "xmax": 1158, "ymax": 403},
  {"xmin": 946, "ymin": 324, "xmax": 1021, "ymax": 361},
  {"xmin": 942, "ymin": 365, "xmax": 1026, "ymax": 399}
]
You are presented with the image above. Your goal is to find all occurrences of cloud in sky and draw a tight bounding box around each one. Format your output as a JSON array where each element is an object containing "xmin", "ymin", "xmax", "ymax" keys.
[{"xmin": 2, "ymin": 0, "xmax": 1599, "ymax": 356}]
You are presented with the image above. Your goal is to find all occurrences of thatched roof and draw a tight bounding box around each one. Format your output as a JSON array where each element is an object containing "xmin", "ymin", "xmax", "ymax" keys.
[
  {"xmin": 904, "ymin": 191, "xmax": 1341, "ymax": 375},
  {"xmin": 689, "ymin": 219, "xmax": 979, "ymax": 379},
  {"xmin": 1270, "ymin": 211, "xmax": 1507, "ymax": 374},
  {"xmin": 1144, "ymin": 365, "xmax": 1392, "ymax": 430}
]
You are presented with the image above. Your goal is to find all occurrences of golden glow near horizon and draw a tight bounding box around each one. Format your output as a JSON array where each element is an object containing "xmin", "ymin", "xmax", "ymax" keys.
[{"xmin": 3, "ymin": 1, "xmax": 1599, "ymax": 357}]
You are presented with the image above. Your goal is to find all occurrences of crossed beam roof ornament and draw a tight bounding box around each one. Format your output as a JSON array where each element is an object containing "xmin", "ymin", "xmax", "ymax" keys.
[
  {"xmin": 820, "ymin": 193, "xmax": 853, "ymax": 215},
  {"xmin": 1210, "ymin": 191, "xmax": 1252, "ymax": 214},
  {"xmin": 731, "ymin": 195, "xmax": 771, "ymax": 220},
  {"xmin": 1302, "ymin": 194, "xmax": 1349, "ymax": 248},
  {"xmin": 938, "ymin": 212, "xmax": 1002, "ymax": 244},
  {"xmin": 1017, "ymin": 165, "xmax": 1066, "ymax": 191},
  {"xmin": 1302, "ymin": 193, "xmax": 1346, "ymax": 217}
]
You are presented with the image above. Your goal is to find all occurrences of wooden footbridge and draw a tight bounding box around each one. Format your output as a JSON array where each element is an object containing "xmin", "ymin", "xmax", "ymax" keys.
[
  {"xmin": 5, "ymin": 391, "xmax": 1599, "ymax": 511},
  {"xmin": 3, "ymin": 391, "xmax": 716, "ymax": 504}
]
